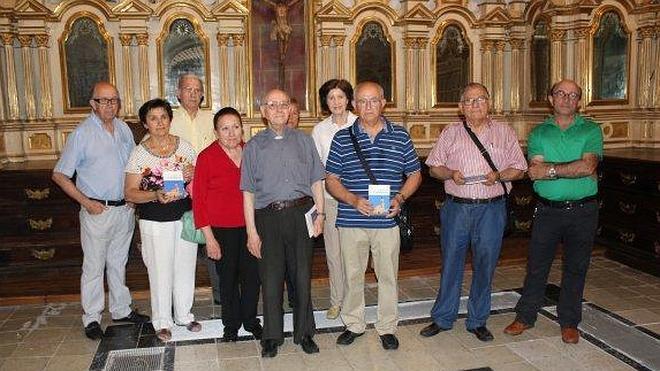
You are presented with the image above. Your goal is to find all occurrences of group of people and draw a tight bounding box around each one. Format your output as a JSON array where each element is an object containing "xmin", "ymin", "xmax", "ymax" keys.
[{"xmin": 52, "ymin": 74, "xmax": 602, "ymax": 356}]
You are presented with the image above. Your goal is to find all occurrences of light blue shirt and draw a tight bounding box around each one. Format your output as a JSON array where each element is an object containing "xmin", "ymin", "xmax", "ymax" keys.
[{"xmin": 54, "ymin": 113, "xmax": 135, "ymax": 200}]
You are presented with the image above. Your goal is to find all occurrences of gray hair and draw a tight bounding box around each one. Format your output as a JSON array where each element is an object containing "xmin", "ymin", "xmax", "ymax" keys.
[
  {"xmin": 355, "ymin": 81, "xmax": 385, "ymax": 99},
  {"xmin": 459, "ymin": 82, "xmax": 490, "ymax": 102},
  {"xmin": 177, "ymin": 73, "xmax": 204, "ymax": 91}
]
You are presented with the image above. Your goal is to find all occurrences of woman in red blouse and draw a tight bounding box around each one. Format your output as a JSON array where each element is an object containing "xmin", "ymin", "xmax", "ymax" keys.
[{"xmin": 193, "ymin": 107, "xmax": 262, "ymax": 342}]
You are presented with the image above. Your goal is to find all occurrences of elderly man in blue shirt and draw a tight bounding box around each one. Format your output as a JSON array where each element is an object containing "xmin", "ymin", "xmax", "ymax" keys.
[{"xmin": 52, "ymin": 82, "xmax": 149, "ymax": 340}]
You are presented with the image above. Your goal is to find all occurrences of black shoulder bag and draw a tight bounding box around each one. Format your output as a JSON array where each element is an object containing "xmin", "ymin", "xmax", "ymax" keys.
[
  {"xmin": 348, "ymin": 128, "xmax": 414, "ymax": 251},
  {"xmin": 462, "ymin": 121, "xmax": 515, "ymax": 237}
]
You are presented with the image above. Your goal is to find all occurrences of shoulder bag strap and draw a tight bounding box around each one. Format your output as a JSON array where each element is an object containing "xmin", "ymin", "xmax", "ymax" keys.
[
  {"xmin": 462, "ymin": 120, "xmax": 508, "ymax": 197},
  {"xmin": 349, "ymin": 127, "xmax": 378, "ymax": 185}
]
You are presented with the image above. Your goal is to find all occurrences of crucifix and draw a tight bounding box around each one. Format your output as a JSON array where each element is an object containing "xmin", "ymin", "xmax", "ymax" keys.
[{"xmin": 264, "ymin": 0, "xmax": 302, "ymax": 87}]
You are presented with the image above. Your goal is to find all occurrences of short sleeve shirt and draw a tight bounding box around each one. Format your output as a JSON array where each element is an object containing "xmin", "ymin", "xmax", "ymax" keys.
[
  {"xmin": 169, "ymin": 109, "xmax": 216, "ymax": 154},
  {"xmin": 527, "ymin": 114, "xmax": 603, "ymax": 201},
  {"xmin": 325, "ymin": 117, "xmax": 421, "ymax": 229}
]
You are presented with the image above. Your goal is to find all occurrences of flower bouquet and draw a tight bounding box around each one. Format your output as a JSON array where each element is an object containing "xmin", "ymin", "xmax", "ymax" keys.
[{"xmin": 139, "ymin": 156, "xmax": 190, "ymax": 200}]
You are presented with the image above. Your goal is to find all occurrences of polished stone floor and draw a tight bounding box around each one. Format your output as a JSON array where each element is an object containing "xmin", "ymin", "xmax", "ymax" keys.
[{"xmin": 0, "ymin": 256, "xmax": 658, "ymax": 371}]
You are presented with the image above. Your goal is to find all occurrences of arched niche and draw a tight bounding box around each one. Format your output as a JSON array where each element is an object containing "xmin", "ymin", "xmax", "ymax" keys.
[
  {"xmin": 530, "ymin": 18, "xmax": 551, "ymax": 104},
  {"xmin": 432, "ymin": 22, "xmax": 471, "ymax": 106},
  {"xmin": 591, "ymin": 9, "xmax": 630, "ymax": 102},
  {"xmin": 352, "ymin": 19, "xmax": 395, "ymax": 103}
]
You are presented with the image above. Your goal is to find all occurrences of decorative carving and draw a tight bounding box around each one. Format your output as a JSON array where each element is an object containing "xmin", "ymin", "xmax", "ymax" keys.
[
  {"xmin": 404, "ymin": 37, "xmax": 418, "ymax": 49},
  {"xmin": 494, "ymin": 41, "xmax": 506, "ymax": 52},
  {"xmin": 17, "ymin": 35, "xmax": 33, "ymax": 47},
  {"xmin": 332, "ymin": 35, "xmax": 345, "ymax": 46},
  {"xmin": 24, "ymin": 188, "xmax": 50, "ymax": 200},
  {"xmin": 514, "ymin": 220, "xmax": 532, "ymax": 232},
  {"xmin": 573, "ymin": 27, "xmax": 590, "ymax": 39},
  {"xmin": 416, "ymin": 37, "xmax": 428, "ymax": 48},
  {"xmin": 34, "ymin": 34, "xmax": 49, "ymax": 48},
  {"xmin": 217, "ymin": 33, "xmax": 229, "ymax": 46},
  {"xmin": 480, "ymin": 40, "xmax": 494, "ymax": 52},
  {"xmin": 619, "ymin": 172, "xmax": 637, "ymax": 186},
  {"xmin": 136, "ymin": 33, "xmax": 149, "ymax": 45},
  {"xmin": 550, "ymin": 29, "xmax": 566, "ymax": 41},
  {"xmin": 0, "ymin": 32, "xmax": 14, "ymax": 46},
  {"xmin": 31, "ymin": 248, "xmax": 55, "ymax": 261},
  {"xmin": 509, "ymin": 38, "xmax": 524, "ymax": 49},
  {"xmin": 514, "ymin": 195, "xmax": 532, "ymax": 206},
  {"xmin": 319, "ymin": 34, "xmax": 333, "ymax": 47},
  {"xmin": 119, "ymin": 33, "xmax": 133, "ymax": 46},
  {"xmin": 28, "ymin": 133, "xmax": 52, "ymax": 150},
  {"xmin": 28, "ymin": 218, "xmax": 52, "ymax": 231},
  {"xmin": 232, "ymin": 34, "xmax": 244, "ymax": 46},
  {"xmin": 638, "ymin": 26, "xmax": 655, "ymax": 39},
  {"xmin": 618, "ymin": 201, "xmax": 637, "ymax": 215},
  {"xmin": 617, "ymin": 230, "xmax": 635, "ymax": 244}
]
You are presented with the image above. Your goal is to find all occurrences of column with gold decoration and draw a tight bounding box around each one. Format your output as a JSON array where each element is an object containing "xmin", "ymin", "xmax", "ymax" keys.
[
  {"xmin": 18, "ymin": 35, "xmax": 36, "ymax": 120},
  {"xmin": 35, "ymin": 34, "xmax": 53, "ymax": 119},
  {"xmin": 119, "ymin": 33, "xmax": 134, "ymax": 116},
  {"xmin": 0, "ymin": 33, "xmax": 18, "ymax": 120}
]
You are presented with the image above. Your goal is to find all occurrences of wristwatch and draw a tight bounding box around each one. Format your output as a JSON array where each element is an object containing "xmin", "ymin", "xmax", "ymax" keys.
[{"xmin": 548, "ymin": 165, "xmax": 557, "ymax": 179}]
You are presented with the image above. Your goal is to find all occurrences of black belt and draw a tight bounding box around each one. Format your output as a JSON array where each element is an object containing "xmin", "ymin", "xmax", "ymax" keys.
[
  {"xmin": 446, "ymin": 194, "xmax": 506, "ymax": 204},
  {"xmin": 537, "ymin": 195, "xmax": 597, "ymax": 209},
  {"xmin": 262, "ymin": 196, "xmax": 311, "ymax": 211},
  {"xmin": 89, "ymin": 198, "xmax": 126, "ymax": 207}
]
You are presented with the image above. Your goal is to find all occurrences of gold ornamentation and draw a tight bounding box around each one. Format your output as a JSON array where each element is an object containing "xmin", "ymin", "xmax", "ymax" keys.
[
  {"xmin": 509, "ymin": 39, "xmax": 524, "ymax": 49},
  {"xmin": 28, "ymin": 133, "xmax": 52, "ymax": 150},
  {"xmin": 550, "ymin": 29, "xmax": 566, "ymax": 41},
  {"xmin": 434, "ymin": 199, "xmax": 444, "ymax": 210},
  {"xmin": 619, "ymin": 172, "xmax": 637, "ymax": 186},
  {"xmin": 232, "ymin": 34, "xmax": 244, "ymax": 46},
  {"xmin": 617, "ymin": 230, "xmax": 635, "ymax": 244},
  {"xmin": 119, "ymin": 33, "xmax": 133, "ymax": 46},
  {"xmin": 217, "ymin": 33, "xmax": 229, "ymax": 47},
  {"xmin": 618, "ymin": 201, "xmax": 637, "ymax": 215},
  {"xmin": 494, "ymin": 41, "xmax": 506, "ymax": 52},
  {"xmin": 31, "ymin": 248, "xmax": 55, "ymax": 261},
  {"xmin": 480, "ymin": 40, "xmax": 494, "ymax": 52},
  {"xmin": 28, "ymin": 218, "xmax": 52, "ymax": 231},
  {"xmin": 573, "ymin": 27, "xmax": 590, "ymax": 39},
  {"xmin": 136, "ymin": 33, "xmax": 149, "ymax": 45},
  {"xmin": 638, "ymin": 26, "xmax": 655, "ymax": 39},
  {"xmin": 17, "ymin": 35, "xmax": 33, "ymax": 47},
  {"xmin": 0, "ymin": 32, "xmax": 14, "ymax": 46},
  {"xmin": 24, "ymin": 188, "xmax": 50, "ymax": 200},
  {"xmin": 416, "ymin": 37, "xmax": 428, "ymax": 48},
  {"xmin": 333, "ymin": 35, "xmax": 345, "ymax": 46},
  {"xmin": 514, "ymin": 220, "xmax": 532, "ymax": 232},
  {"xmin": 34, "ymin": 34, "xmax": 49, "ymax": 48},
  {"xmin": 514, "ymin": 195, "xmax": 532, "ymax": 206},
  {"xmin": 404, "ymin": 37, "xmax": 418, "ymax": 49},
  {"xmin": 320, "ymin": 35, "xmax": 333, "ymax": 47}
]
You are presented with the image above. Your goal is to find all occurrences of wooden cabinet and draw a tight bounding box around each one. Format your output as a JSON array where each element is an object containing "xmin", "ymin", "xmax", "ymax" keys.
[{"xmin": 597, "ymin": 150, "xmax": 660, "ymax": 276}]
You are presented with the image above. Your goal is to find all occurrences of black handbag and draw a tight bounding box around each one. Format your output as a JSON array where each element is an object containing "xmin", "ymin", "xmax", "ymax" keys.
[
  {"xmin": 348, "ymin": 128, "xmax": 414, "ymax": 251},
  {"xmin": 462, "ymin": 121, "xmax": 516, "ymax": 236}
]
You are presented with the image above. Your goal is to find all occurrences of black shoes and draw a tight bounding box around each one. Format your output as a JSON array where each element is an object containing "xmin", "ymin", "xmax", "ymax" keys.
[
  {"xmin": 298, "ymin": 336, "xmax": 319, "ymax": 354},
  {"xmin": 379, "ymin": 334, "xmax": 399, "ymax": 350},
  {"xmin": 419, "ymin": 322, "xmax": 450, "ymax": 337},
  {"xmin": 468, "ymin": 326, "xmax": 494, "ymax": 342},
  {"xmin": 223, "ymin": 328, "xmax": 238, "ymax": 342},
  {"xmin": 84, "ymin": 321, "xmax": 104, "ymax": 340},
  {"xmin": 113, "ymin": 310, "xmax": 150, "ymax": 324},
  {"xmin": 246, "ymin": 323, "xmax": 263, "ymax": 340},
  {"xmin": 336, "ymin": 330, "xmax": 364, "ymax": 345},
  {"xmin": 261, "ymin": 339, "xmax": 281, "ymax": 358}
]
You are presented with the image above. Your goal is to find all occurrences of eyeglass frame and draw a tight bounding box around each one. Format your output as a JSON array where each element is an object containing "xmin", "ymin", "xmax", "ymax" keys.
[
  {"xmin": 460, "ymin": 96, "xmax": 489, "ymax": 106},
  {"xmin": 551, "ymin": 90, "xmax": 581, "ymax": 101},
  {"xmin": 261, "ymin": 101, "xmax": 291, "ymax": 111},
  {"xmin": 92, "ymin": 98, "xmax": 121, "ymax": 106}
]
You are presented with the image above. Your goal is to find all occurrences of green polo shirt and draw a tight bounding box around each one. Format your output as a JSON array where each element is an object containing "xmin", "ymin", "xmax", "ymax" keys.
[{"xmin": 527, "ymin": 114, "xmax": 603, "ymax": 201}]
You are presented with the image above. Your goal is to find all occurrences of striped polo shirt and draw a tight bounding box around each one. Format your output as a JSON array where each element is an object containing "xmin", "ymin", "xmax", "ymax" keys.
[{"xmin": 325, "ymin": 117, "xmax": 421, "ymax": 228}]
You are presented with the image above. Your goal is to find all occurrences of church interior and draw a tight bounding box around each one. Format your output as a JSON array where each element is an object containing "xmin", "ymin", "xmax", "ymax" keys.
[{"xmin": 0, "ymin": 0, "xmax": 658, "ymax": 370}]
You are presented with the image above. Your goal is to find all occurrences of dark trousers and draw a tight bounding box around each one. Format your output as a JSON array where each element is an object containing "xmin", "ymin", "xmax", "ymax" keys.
[
  {"xmin": 255, "ymin": 202, "xmax": 315, "ymax": 344},
  {"xmin": 514, "ymin": 200, "xmax": 598, "ymax": 328},
  {"xmin": 211, "ymin": 227, "xmax": 260, "ymax": 332}
]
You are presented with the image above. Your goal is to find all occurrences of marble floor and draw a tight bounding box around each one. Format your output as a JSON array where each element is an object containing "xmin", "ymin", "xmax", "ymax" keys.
[{"xmin": 0, "ymin": 256, "xmax": 658, "ymax": 371}]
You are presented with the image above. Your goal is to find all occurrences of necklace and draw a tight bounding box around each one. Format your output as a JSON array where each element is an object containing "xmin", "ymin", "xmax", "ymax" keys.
[{"xmin": 151, "ymin": 136, "xmax": 170, "ymax": 153}]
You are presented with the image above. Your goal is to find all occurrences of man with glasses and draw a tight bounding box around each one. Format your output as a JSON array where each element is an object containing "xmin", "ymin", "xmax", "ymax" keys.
[
  {"xmin": 169, "ymin": 73, "xmax": 221, "ymax": 305},
  {"xmin": 504, "ymin": 79, "xmax": 602, "ymax": 344},
  {"xmin": 53, "ymin": 82, "xmax": 149, "ymax": 340},
  {"xmin": 326, "ymin": 81, "xmax": 422, "ymax": 350},
  {"xmin": 241, "ymin": 89, "xmax": 325, "ymax": 357},
  {"xmin": 421, "ymin": 82, "xmax": 526, "ymax": 342}
]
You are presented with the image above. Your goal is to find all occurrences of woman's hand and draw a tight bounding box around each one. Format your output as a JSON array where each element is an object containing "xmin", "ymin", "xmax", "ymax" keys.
[
  {"xmin": 206, "ymin": 236, "xmax": 222, "ymax": 260},
  {"xmin": 156, "ymin": 190, "xmax": 174, "ymax": 204},
  {"xmin": 183, "ymin": 164, "xmax": 195, "ymax": 183}
]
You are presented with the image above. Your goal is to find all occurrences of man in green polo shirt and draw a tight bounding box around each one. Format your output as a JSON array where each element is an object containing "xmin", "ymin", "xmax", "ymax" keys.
[{"xmin": 504, "ymin": 79, "xmax": 603, "ymax": 344}]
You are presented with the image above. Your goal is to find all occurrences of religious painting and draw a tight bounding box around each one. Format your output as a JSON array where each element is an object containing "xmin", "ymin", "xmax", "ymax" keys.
[
  {"xmin": 159, "ymin": 18, "xmax": 210, "ymax": 108},
  {"xmin": 592, "ymin": 11, "xmax": 628, "ymax": 101},
  {"xmin": 531, "ymin": 20, "xmax": 551, "ymax": 103},
  {"xmin": 251, "ymin": 0, "xmax": 308, "ymax": 111},
  {"xmin": 60, "ymin": 15, "xmax": 113, "ymax": 111},
  {"xmin": 355, "ymin": 21, "xmax": 393, "ymax": 102},
  {"xmin": 435, "ymin": 24, "xmax": 470, "ymax": 104}
]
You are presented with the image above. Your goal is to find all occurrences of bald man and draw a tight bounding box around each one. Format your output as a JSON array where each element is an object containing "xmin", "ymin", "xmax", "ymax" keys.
[
  {"xmin": 241, "ymin": 89, "xmax": 325, "ymax": 357},
  {"xmin": 53, "ymin": 82, "xmax": 148, "ymax": 340}
]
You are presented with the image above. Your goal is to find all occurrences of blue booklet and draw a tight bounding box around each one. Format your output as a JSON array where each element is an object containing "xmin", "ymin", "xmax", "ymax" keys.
[
  {"xmin": 162, "ymin": 170, "xmax": 185, "ymax": 199},
  {"xmin": 368, "ymin": 184, "xmax": 391, "ymax": 216}
]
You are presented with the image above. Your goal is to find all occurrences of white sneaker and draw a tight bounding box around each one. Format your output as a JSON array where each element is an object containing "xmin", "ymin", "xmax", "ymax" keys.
[{"xmin": 326, "ymin": 305, "xmax": 341, "ymax": 320}]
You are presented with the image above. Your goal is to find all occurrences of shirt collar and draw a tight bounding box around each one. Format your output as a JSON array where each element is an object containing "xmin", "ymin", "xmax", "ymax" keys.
[
  {"xmin": 89, "ymin": 112, "xmax": 117, "ymax": 129},
  {"xmin": 266, "ymin": 126, "xmax": 289, "ymax": 139},
  {"xmin": 352, "ymin": 116, "xmax": 394, "ymax": 135},
  {"xmin": 545, "ymin": 113, "xmax": 585, "ymax": 129}
]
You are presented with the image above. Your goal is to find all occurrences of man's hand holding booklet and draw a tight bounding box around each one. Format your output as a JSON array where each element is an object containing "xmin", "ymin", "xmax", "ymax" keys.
[{"xmin": 463, "ymin": 174, "xmax": 488, "ymax": 185}]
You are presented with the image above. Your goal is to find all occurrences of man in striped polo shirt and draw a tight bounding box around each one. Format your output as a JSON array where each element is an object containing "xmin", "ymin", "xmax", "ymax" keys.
[
  {"xmin": 420, "ymin": 82, "xmax": 527, "ymax": 342},
  {"xmin": 326, "ymin": 81, "xmax": 422, "ymax": 350}
]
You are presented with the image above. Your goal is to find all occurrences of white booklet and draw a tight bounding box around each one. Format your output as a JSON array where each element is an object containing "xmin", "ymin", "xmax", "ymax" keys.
[
  {"xmin": 368, "ymin": 184, "xmax": 391, "ymax": 216},
  {"xmin": 162, "ymin": 170, "xmax": 185, "ymax": 199},
  {"xmin": 304, "ymin": 205, "xmax": 319, "ymax": 238}
]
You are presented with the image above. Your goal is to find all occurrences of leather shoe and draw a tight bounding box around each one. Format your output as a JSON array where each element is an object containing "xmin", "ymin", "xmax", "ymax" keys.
[
  {"xmin": 246, "ymin": 323, "xmax": 263, "ymax": 340},
  {"xmin": 379, "ymin": 334, "xmax": 399, "ymax": 350},
  {"xmin": 561, "ymin": 327, "xmax": 579, "ymax": 344},
  {"xmin": 113, "ymin": 310, "xmax": 150, "ymax": 324},
  {"xmin": 300, "ymin": 336, "xmax": 319, "ymax": 354},
  {"xmin": 222, "ymin": 328, "xmax": 238, "ymax": 342},
  {"xmin": 503, "ymin": 320, "xmax": 533, "ymax": 336},
  {"xmin": 336, "ymin": 330, "xmax": 364, "ymax": 345},
  {"xmin": 84, "ymin": 321, "xmax": 104, "ymax": 340},
  {"xmin": 186, "ymin": 321, "xmax": 202, "ymax": 332},
  {"xmin": 468, "ymin": 326, "xmax": 494, "ymax": 342},
  {"xmin": 261, "ymin": 339, "xmax": 279, "ymax": 358},
  {"xmin": 156, "ymin": 328, "xmax": 172, "ymax": 342},
  {"xmin": 419, "ymin": 322, "xmax": 450, "ymax": 337}
]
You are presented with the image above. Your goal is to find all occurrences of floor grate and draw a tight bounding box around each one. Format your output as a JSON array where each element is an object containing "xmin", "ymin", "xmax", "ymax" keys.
[{"xmin": 104, "ymin": 347, "xmax": 166, "ymax": 371}]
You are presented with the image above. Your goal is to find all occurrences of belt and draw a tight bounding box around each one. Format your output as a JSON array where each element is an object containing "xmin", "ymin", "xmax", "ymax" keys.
[
  {"xmin": 537, "ymin": 195, "xmax": 597, "ymax": 209},
  {"xmin": 446, "ymin": 194, "xmax": 506, "ymax": 204},
  {"xmin": 262, "ymin": 196, "xmax": 311, "ymax": 211},
  {"xmin": 89, "ymin": 198, "xmax": 126, "ymax": 207}
]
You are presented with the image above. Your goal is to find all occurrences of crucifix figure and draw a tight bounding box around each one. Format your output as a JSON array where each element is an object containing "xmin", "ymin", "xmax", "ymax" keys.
[{"xmin": 264, "ymin": 0, "xmax": 301, "ymax": 87}]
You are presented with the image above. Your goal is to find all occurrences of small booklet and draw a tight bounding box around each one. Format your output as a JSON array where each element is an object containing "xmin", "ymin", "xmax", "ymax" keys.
[
  {"xmin": 305, "ymin": 205, "xmax": 319, "ymax": 238},
  {"xmin": 464, "ymin": 175, "xmax": 488, "ymax": 185},
  {"xmin": 162, "ymin": 170, "xmax": 185, "ymax": 199},
  {"xmin": 368, "ymin": 184, "xmax": 391, "ymax": 216}
]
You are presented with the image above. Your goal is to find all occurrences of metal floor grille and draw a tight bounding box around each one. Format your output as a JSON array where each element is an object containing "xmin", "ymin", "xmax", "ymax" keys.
[{"xmin": 104, "ymin": 347, "xmax": 166, "ymax": 371}]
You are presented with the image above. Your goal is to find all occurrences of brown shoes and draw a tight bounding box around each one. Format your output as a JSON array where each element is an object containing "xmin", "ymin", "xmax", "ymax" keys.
[
  {"xmin": 561, "ymin": 327, "xmax": 579, "ymax": 344},
  {"xmin": 503, "ymin": 320, "xmax": 533, "ymax": 336}
]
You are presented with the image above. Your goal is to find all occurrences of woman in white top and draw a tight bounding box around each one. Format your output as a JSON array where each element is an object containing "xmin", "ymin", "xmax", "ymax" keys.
[{"xmin": 311, "ymin": 79, "xmax": 358, "ymax": 320}]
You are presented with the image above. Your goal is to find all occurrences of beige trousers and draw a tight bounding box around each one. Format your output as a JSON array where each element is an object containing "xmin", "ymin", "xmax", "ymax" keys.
[
  {"xmin": 323, "ymin": 199, "xmax": 344, "ymax": 308},
  {"xmin": 338, "ymin": 226, "xmax": 400, "ymax": 335}
]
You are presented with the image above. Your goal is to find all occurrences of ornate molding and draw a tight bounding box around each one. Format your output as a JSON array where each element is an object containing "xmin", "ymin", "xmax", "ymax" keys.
[
  {"xmin": 333, "ymin": 35, "xmax": 345, "ymax": 46},
  {"xmin": 573, "ymin": 27, "xmax": 590, "ymax": 39},
  {"xmin": 550, "ymin": 29, "xmax": 567, "ymax": 42},
  {"xmin": 494, "ymin": 41, "xmax": 507, "ymax": 52},
  {"xmin": 34, "ymin": 34, "xmax": 49, "ymax": 48},
  {"xmin": 136, "ymin": 33, "xmax": 149, "ymax": 46},
  {"xmin": 217, "ymin": 33, "xmax": 230, "ymax": 47},
  {"xmin": 17, "ymin": 35, "xmax": 33, "ymax": 47},
  {"xmin": 319, "ymin": 34, "xmax": 333, "ymax": 47},
  {"xmin": 417, "ymin": 37, "xmax": 428, "ymax": 49},
  {"xmin": 638, "ymin": 26, "xmax": 655, "ymax": 39},
  {"xmin": 119, "ymin": 33, "xmax": 133, "ymax": 47},
  {"xmin": 509, "ymin": 38, "xmax": 524, "ymax": 49},
  {"xmin": 0, "ymin": 32, "xmax": 14, "ymax": 46},
  {"xmin": 480, "ymin": 39, "xmax": 495, "ymax": 52},
  {"xmin": 232, "ymin": 34, "xmax": 244, "ymax": 46}
]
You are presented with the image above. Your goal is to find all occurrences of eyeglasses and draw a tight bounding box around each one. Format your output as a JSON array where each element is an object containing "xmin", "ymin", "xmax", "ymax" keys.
[
  {"xmin": 355, "ymin": 98, "xmax": 381, "ymax": 107},
  {"xmin": 181, "ymin": 87, "xmax": 203, "ymax": 95},
  {"xmin": 552, "ymin": 90, "xmax": 580, "ymax": 101},
  {"xmin": 461, "ymin": 96, "xmax": 488, "ymax": 106},
  {"xmin": 262, "ymin": 101, "xmax": 290, "ymax": 111},
  {"xmin": 92, "ymin": 98, "xmax": 121, "ymax": 106}
]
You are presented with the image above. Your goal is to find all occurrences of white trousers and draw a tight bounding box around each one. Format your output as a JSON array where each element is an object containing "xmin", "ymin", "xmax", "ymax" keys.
[
  {"xmin": 139, "ymin": 219, "xmax": 198, "ymax": 330},
  {"xmin": 79, "ymin": 205, "xmax": 135, "ymax": 326},
  {"xmin": 323, "ymin": 199, "xmax": 344, "ymax": 308}
]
